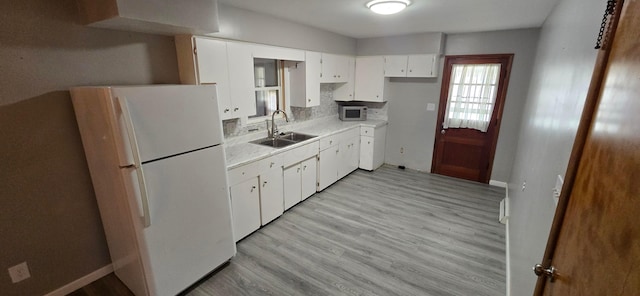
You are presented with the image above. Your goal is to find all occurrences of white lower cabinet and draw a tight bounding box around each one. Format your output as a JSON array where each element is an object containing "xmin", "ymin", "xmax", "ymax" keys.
[
  {"xmin": 283, "ymin": 164, "xmax": 303, "ymax": 210},
  {"xmin": 301, "ymin": 157, "xmax": 317, "ymax": 200},
  {"xmin": 318, "ymin": 127, "xmax": 360, "ymax": 191},
  {"xmin": 318, "ymin": 144, "xmax": 340, "ymax": 191},
  {"xmin": 258, "ymin": 155, "xmax": 284, "ymax": 225},
  {"xmin": 229, "ymin": 177, "xmax": 260, "ymax": 242},
  {"xmin": 360, "ymin": 125, "xmax": 387, "ymax": 171}
]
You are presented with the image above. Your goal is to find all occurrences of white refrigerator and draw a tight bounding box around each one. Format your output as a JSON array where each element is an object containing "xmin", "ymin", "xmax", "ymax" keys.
[{"xmin": 71, "ymin": 85, "xmax": 235, "ymax": 296}]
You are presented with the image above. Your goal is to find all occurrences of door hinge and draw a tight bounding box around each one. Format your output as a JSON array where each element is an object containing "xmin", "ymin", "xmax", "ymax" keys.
[{"xmin": 317, "ymin": 182, "xmax": 320, "ymax": 187}]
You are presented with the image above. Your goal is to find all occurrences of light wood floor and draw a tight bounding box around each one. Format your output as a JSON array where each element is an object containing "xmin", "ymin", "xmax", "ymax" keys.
[{"xmin": 74, "ymin": 165, "xmax": 506, "ymax": 296}]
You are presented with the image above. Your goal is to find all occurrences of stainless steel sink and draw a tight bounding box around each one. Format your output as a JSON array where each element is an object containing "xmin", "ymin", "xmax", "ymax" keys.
[
  {"xmin": 250, "ymin": 132, "xmax": 317, "ymax": 148},
  {"xmin": 251, "ymin": 137, "xmax": 297, "ymax": 148},
  {"xmin": 278, "ymin": 131, "xmax": 317, "ymax": 142}
]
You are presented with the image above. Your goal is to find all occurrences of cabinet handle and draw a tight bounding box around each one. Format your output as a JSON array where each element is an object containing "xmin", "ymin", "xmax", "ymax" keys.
[
  {"xmin": 270, "ymin": 162, "xmax": 274, "ymax": 168},
  {"xmin": 303, "ymin": 165, "xmax": 307, "ymax": 170},
  {"xmin": 401, "ymin": 69, "xmax": 404, "ymax": 72},
  {"xmin": 329, "ymin": 140, "xmax": 333, "ymax": 145},
  {"xmin": 234, "ymin": 107, "xmax": 239, "ymax": 111},
  {"xmin": 297, "ymin": 168, "xmax": 300, "ymax": 172},
  {"xmin": 409, "ymin": 69, "xmax": 413, "ymax": 72},
  {"xmin": 368, "ymin": 141, "xmax": 371, "ymax": 144},
  {"xmin": 224, "ymin": 108, "xmax": 230, "ymax": 113},
  {"xmin": 336, "ymin": 149, "xmax": 339, "ymax": 153},
  {"xmin": 308, "ymin": 98, "xmax": 311, "ymax": 102},
  {"xmin": 263, "ymin": 181, "xmax": 267, "ymax": 187},
  {"xmin": 251, "ymin": 185, "xmax": 256, "ymax": 192}
]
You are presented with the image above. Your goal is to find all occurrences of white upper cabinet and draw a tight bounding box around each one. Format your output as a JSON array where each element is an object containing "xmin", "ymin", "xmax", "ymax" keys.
[
  {"xmin": 289, "ymin": 51, "xmax": 321, "ymax": 107},
  {"xmin": 175, "ymin": 36, "xmax": 254, "ymax": 119},
  {"xmin": 354, "ymin": 56, "xmax": 388, "ymax": 102},
  {"xmin": 334, "ymin": 56, "xmax": 356, "ymax": 101},
  {"xmin": 226, "ymin": 42, "xmax": 256, "ymax": 118},
  {"xmin": 76, "ymin": 0, "xmax": 219, "ymax": 35},
  {"xmin": 384, "ymin": 54, "xmax": 439, "ymax": 78},
  {"xmin": 321, "ymin": 54, "xmax": 350, "ymax": 83},
  {"xmin": 384, "ymin": 56, "xmax": 409, "ymax": 77}
]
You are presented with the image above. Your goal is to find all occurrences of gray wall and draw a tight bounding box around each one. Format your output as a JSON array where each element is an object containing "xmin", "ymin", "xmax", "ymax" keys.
[
  {"xmin": 367, "ymin": 29, "xmax": 539, "ymax": 182},
  {"xmin": 357, "ymin": 32, "xmax": 444, "ymax": 55},
  {"xmin": 506, "ymin": 0, "xmax": 602, "ymax": 293},
  {"xmin": 0, "ymin": 1, "xmax": 354, "ymax": 295}
]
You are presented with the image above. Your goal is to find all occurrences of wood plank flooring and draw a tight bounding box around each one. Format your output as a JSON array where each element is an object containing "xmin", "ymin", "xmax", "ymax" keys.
[{"xmin": 73, "ymin": 165, "xmax": 506, "ymax": 296}]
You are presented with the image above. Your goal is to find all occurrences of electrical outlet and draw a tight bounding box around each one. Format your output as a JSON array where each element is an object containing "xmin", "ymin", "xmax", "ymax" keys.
[
  {"xmin": 8, "ymin": 262, "xmax": 31, "ymax": 283},
  {"xmin": 522, "ymin": 180, "xmax": 527, "ymax": 192}
]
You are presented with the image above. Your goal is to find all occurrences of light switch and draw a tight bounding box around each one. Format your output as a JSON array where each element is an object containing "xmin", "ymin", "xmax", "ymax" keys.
[{"xmin": 426, "ymin": 103, "xmax": 436, "ymax": 111}]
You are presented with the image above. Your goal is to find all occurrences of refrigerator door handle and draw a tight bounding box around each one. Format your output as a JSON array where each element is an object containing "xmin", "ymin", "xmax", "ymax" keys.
[{"xmin": 117, "ymin": 96, "xmax": 152, "ymax": 228}]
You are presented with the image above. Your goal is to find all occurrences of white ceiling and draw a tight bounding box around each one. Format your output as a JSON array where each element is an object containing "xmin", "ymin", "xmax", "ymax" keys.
[{"xmin": 217, "ymin": 0, "xmax": 560, "ymax": 39}]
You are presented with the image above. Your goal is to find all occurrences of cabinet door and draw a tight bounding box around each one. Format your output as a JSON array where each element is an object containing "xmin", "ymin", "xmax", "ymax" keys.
[
  {"xmin": 259, "ymin": 161, "xmax": 283, "ymax": 225},
  {"xmin": 227, "ymin": 42, "xmax": 256, "ymax": 118},
  {"xmin": 230, "ymin": 177, "xmax": 260, "ymax": 242},
  {"xmin": 339, "ymin": 136, "xmax": 360, "ymax": 178},
  {"xmin": 318, "ymin": 146, "xmax": 339, "ymax": 191},
  {"xmin": 333, "ymin": 55, "xmax": 350, "ymax": 83},
  {"xmin": 350, "ymin": 135, "xmax": 360, "ymax": 173},
  {"xmin": 360, "ymin": 136, "xmax": 374, "ymax": 170},
  {"xmin": 192, "ymin": 38, "xmax": 234, "ymax": 120},
  {"xmin": 384, "ymin": 55, "xmax": 408, "ymax": 77},
  {"xmin": 407, "ymin": 54, "xmax": 438, "ymax": 78},
  {"xmin": 372, "ymin": 125, "xmax": 387, "ymax": 170},
  {"xmin": 305, "ymin": 51, "xmax": 321, "ymax": 106},
  {"xmin": 283, "ymin": 164, "xmax": 302, "ymax": 210},
  {"xmin": 320, "ymin": 53, "xmax": 335, "ymax": 83},
  {"xmin": 301, "ymin": 157, "xmax": 317, "ymax": 200},
  {"xmin": 354, "ymin": 56, "xmax": 385, "ymax": 102},
  {"xmin": 334, "ymin": 56, "xmax": 355, "ymax": 101}
]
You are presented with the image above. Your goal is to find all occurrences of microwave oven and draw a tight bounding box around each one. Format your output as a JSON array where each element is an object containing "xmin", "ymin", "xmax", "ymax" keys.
[{"xmin": 339, "ymin": 105, "xmax": 367, "ymax": 121}]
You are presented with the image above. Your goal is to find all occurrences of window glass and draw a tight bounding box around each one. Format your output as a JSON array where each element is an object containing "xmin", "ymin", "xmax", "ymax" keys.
[
  {"xmin": 443, "ymin": 63, "xmax": 501, "ymax": 132},
  {"xmin": 250, "ymin": 59, "xmax": 281, "ymax": 119}
]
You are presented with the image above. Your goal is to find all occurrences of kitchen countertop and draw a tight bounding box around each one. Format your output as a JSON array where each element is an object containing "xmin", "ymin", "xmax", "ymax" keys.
[{"xmin": 224, "ymin": 117, "xmax": 388, "ymax": 169}]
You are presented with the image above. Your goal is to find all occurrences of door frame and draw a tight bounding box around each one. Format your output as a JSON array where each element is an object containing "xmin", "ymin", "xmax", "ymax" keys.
[
  {"xmin": 533, "ymin": 0, "xmax": 624, "ymax": 293},
  {"xmin": 431, "ymin": 54, "xmax": 514, "ymax": 183}
]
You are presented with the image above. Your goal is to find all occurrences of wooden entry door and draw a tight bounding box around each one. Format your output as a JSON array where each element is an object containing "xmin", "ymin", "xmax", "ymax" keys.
[
  {"xmin": 535, "ymin": 0, "xmax": 640, "ymax": 294},
  {"xmin": 432, "ymin": 54, "xmax": 513, "ymax": 183}
]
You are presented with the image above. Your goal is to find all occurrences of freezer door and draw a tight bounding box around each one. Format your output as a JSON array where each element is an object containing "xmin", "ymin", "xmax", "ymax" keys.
[
  {"xmin": 134, "ymin": 145, "xmax": 235, "ymax": 295},
  {"xmin": 113, "ymin": 85, "xmax": 223, "ymax": 164}
]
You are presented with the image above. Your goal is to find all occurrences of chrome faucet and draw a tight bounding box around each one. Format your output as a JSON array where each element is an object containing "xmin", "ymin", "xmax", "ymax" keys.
[{"xmin": 267, "ymin": 109, "xmax": 289, "ymax": 139}]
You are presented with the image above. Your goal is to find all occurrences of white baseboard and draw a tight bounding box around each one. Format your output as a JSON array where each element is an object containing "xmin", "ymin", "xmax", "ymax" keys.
[
  {"xmin": 489, "ymin": 180, "xmax": 508, "ymax": 188},
  {"xmin": 44, "ymin": 264, "xmax": 113, "ymax": 296}
]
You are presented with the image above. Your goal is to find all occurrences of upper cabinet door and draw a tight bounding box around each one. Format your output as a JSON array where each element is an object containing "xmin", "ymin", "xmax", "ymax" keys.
[
  {"xmin": 193, "ymin": 38, "xmax": 234, "ymax": 119},
  {"xmin": 321, "ymin": 54, "xmax": 350, "ymax": 83},
  {"xmin": 407, "ymin": 54, "xmax": 438, "ymax": 78},
  {"xmin": 354, "ymin": 56, "xmax": 386, "ymax": 102},
  {"xmin": 384, "ymin": 56, "xmax": 408, "ymax": 77},
  {"xmin": 227, "ymin": 42, "xmax": 256, "ymax": 118}
]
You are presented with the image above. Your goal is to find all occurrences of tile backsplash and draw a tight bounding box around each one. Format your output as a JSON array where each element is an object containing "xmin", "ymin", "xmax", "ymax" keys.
[{"xmin": 222, "ymin": 84, "xmax": 387, "ymax": 138}]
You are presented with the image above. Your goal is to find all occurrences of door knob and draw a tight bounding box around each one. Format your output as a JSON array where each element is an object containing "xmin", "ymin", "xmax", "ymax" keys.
[
  {"xmin": 441, "ymin": 129, "xmax": 446, "ymax": 134},
  {"xmin": 533, "ymin": 264, "xmax": 557, "ymax": 282}
]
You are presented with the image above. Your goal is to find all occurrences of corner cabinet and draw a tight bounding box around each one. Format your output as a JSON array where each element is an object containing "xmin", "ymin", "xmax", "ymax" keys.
[
  {"xmin": 384, "ymin": 54, "xmax": 439, "ymax": 78},
  {"xmin": 289, "ymin": 51, "xmax": 321, "ymax": 107},
  {"xmin": 175, "ymin": 36, "xmax": 255, "ymax": 120},
  {"xmin": 354, "ymin": 56, "xmax": 389, "ymax": 102}
]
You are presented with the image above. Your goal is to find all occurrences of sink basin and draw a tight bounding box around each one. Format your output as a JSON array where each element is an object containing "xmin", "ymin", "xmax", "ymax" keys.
[
  {"xmin": 278, "ymin": 132, "xmax": 317, "ymax": 142},
  {"xmin": 250, "ymin": 132, "xmax": 317, "ymax": 148},
  {"xmin": 251, "ymin": 137, "xmax": 297, "ymax": 148}
]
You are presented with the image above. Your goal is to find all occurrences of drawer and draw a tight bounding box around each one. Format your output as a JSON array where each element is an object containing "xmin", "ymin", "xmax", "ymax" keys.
[
  {"xmin": 282, "ymin": 140, "xmax": 319, "ymax": 167},
  {"xmin": 259, "ymin": 154, "xmax": 283, "ymax": 173},
  {"xmin": 361, "ymin": 126, "xmax": 375, "ymax": 136},
  {"xmin": 319, "ymin": 134, "xmax": 339, "ymax": 151},
  {"xmin": 228, "ymin": 161, "xmax": 259, "ymax": 186}
]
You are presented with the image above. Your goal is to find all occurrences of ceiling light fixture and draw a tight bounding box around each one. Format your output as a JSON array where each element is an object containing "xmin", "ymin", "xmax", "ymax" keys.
[{"xmin": 366, "ymin": 0, "xmax": 411, "ymax": 15}]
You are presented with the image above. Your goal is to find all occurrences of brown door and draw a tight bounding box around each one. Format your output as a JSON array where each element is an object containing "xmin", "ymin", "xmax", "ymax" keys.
[
  {"xmin": 535, "ymin": 0, "xmax": 640, "ymax": 294},
  {"xmin": 432, "ymin": 54, "xmax": 513, "ymax": 183}
]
